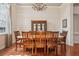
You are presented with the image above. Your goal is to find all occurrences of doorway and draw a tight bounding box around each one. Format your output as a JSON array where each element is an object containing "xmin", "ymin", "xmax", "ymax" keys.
[{"xmin": 73, "ymin": 3, "xmax": 79, "ymax": 45}]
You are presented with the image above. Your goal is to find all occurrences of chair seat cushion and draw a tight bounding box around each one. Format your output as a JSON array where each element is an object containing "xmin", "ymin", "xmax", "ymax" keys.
[
  {"xmin": 17, "ymin": 36, "xmax": 22, "ymax": 38},
  {"xmin": 17, "ymin": 40, "xmax": 22, "ymax": 43}
]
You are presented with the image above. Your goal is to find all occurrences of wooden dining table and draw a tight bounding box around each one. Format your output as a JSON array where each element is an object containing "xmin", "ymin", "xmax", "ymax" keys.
[{"xmin": 16, "ymin": 35, "xmax": 65, "ymax": 46}]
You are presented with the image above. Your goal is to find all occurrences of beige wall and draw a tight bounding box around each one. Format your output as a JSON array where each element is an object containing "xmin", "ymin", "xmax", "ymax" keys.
[
  {"xmin": 60, "ymin": 3, "xmax": 73, "ymax": 46},
  {"xmin": 74, "ymin": 7, "xmax": 79, "ymax": 14},
  {"xmin": 11, "ymin": 4, "xmax": 17, "ymax": 43},
  {"xmin": 15, "ymin": 6, "xmax": 60, "ymax": 31}
]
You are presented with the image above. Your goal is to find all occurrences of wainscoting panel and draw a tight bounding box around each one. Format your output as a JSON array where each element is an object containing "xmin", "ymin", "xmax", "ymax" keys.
[
  {"xmin": 0, "ymin": 34, "xmax": 12, "ymax": 50},
  {"xmin": 73, "ymin": 32, "xmax": 79, "ymax": 43}
]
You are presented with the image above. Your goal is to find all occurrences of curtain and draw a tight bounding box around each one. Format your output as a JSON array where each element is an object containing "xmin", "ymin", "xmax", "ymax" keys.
[
  {"xmin": 7, "ymin": 4, "xmax": 12, "ymax": 47},
  {"xmin": 0, "ymin": 4, "xmax": 12, "ymax": 48}
]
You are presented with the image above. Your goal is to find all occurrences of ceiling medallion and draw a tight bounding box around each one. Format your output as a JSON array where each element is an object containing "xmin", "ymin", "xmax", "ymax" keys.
[{"xmin": 32, "ymin": 3, "xmax": 47, "ymax": 11}]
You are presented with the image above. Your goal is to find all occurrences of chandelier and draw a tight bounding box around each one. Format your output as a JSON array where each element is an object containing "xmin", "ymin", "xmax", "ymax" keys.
[{"xmin": 32, "ymin": 3, "xmax": 47, "ymax": 11}]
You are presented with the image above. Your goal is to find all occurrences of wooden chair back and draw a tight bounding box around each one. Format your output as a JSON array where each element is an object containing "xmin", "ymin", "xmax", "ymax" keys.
[
  {"xmin": 60, "ymin": 31, "xmax": 67, "ymax": 42},
  {"xmin": 46, "ymin": 31, "xmax": 59, "ymax": 44},
  {"xmin": 35, "ymin": 31, "xmax": 46, "ymax": 54},
  {"xmin": 29, "ymin": 31, "xmax": 36, "ymax": 39},
  {"xmin": 40, "ymin": 31, "xmax": 46, "ymax": 44},
  {"xmin": 22, "ymin": 31, "xmax": 34, "ymax": 48},
  {"xmin": 14, "ymin": 31, "xmax": 22, "ymax": 51},
  {"xmin": 22, "ymin": 32, "xmax": 28, "ymax": 38},
  {"xmin": 14, "ymin": 31, "xmax": 20, "ymax": 40},
  {"xmin": 51, "ymin": 32, "xmax": 59, "ymax": 42},
  {"xmin": 40, "ymin": 31, "xmax": 46, "ymax": 39},
  {"xmin": 46, "ymin": 31, "xmax": 52, "ymax": 39},
  {"xmin": 35, "ymin": 31, "xmax": 41, "ymax": 43}
]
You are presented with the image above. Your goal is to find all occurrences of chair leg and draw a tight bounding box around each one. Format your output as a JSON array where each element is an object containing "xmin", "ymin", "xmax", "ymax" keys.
[
  {"xmin": 16, "ymin": 44, "xmax": 17, "ymax": 51},
  {"xmin": 56, "ymin": 47, "xmax": 58, "ymax": 56},
  {"xmin": 19, "ymin": 44, "xmax": 21, "ymax": 47},
  {"xmin": 35, "ymin": 48, "xmax": 37, "ymax": 54},
  {"xmin": 61, "ymin": 44, "xmax": 66, "ymax": 55},
  {"xmin": 56, "ymin": 46, "xmax": 58, "ymax": 56},
  {"xmin": 63, "ymin": 44, "xmax": 66, "ymax": 55},
  {"xmin": 44, "ymin": 47, "xmax": 46, "ymax": 54},
  {"xmin": 23, "ymin": 45, "xmax": 25, "ymax": 52},
  {"xmin": 47, "ymin": 48, "xmax": 49, "ymax": 54},
  {"xmin": 23, "ymin": 45, "xmax": 25, "ymax": 55},
  {"xmin": 64, "ymin": 44, "xmax": 66, "ymax": 53},
  {"xmin": 32, "ymin": 48, "xmax": 33, "ymax": 55},
  {"xmin": 61, "ymin": 45, "xmax": 63, "ymax": 55},
  {"xmin": 20, "ymin": 40, "xmax": 23, "ymax": 47}
]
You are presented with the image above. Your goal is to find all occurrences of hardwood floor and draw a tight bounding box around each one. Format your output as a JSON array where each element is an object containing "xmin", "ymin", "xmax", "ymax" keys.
[
  {"xmin": 0, "ymin": 44, "xmax": 79, "ymax": 56},
  {"xmin": 72, "ymin": 44, "xmax": 79, "ymax": 56}
]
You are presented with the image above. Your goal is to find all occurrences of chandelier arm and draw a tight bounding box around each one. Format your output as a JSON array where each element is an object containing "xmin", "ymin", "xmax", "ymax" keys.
[{"xmin": 32, "ymin": 3, "xmax": 47, "ymax": 11}]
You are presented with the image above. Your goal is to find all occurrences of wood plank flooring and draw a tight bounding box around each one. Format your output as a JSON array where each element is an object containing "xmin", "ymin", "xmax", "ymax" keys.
[{"xmin": 0, "ymin": 44, "xmax": 79, "ymax": 56}]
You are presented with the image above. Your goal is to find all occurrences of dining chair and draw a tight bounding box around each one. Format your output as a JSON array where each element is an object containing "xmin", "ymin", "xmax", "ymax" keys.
[
  {"xmin": 46, "ymin": 31, "xmax": 59, "ymax": 55},
  {"xmin": 35, "ymin": 31, "xmax": 46, "ymax": 54},
  {"xmin": 22, "ymin": 31, "xmax": 34, "ymax": 55},
  {"xmin": 29, "ymin": 31, "xmax": 36, "ymax": 41},
  {"xmin": 58, "ymin": 31, "xmax": 67, "ymax": 54},
  {"xmin": 22, "ymin": 31, "xmax": 28, "ymax": 42},
  {"xmin": 40, "ymin": 31, "xmax": 46, "ymax": 54},
  {"xmin": 14, "ymin": 31, "xmax": 23, "ymax": 51}
]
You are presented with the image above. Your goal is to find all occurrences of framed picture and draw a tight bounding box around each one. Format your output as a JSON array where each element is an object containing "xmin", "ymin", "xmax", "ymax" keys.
[{"xmin": 62, "ymin": 19, "xmax": 67, "ymax": 28}]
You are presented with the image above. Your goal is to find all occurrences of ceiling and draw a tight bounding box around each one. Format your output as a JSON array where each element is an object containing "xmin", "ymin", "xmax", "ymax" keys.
[{"xmin": 16, "ymin": 3, "xmax": 62, "ymax": 6}]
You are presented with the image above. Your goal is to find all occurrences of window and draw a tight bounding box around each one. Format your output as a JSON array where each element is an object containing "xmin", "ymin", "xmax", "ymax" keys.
[
  {"xmin": 0, "ymin": 20, "xmax": 6, "ymax": 33},
  {"xmin": 0, "ymin": 4, "xmax": 10, "ymax": 34}
]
